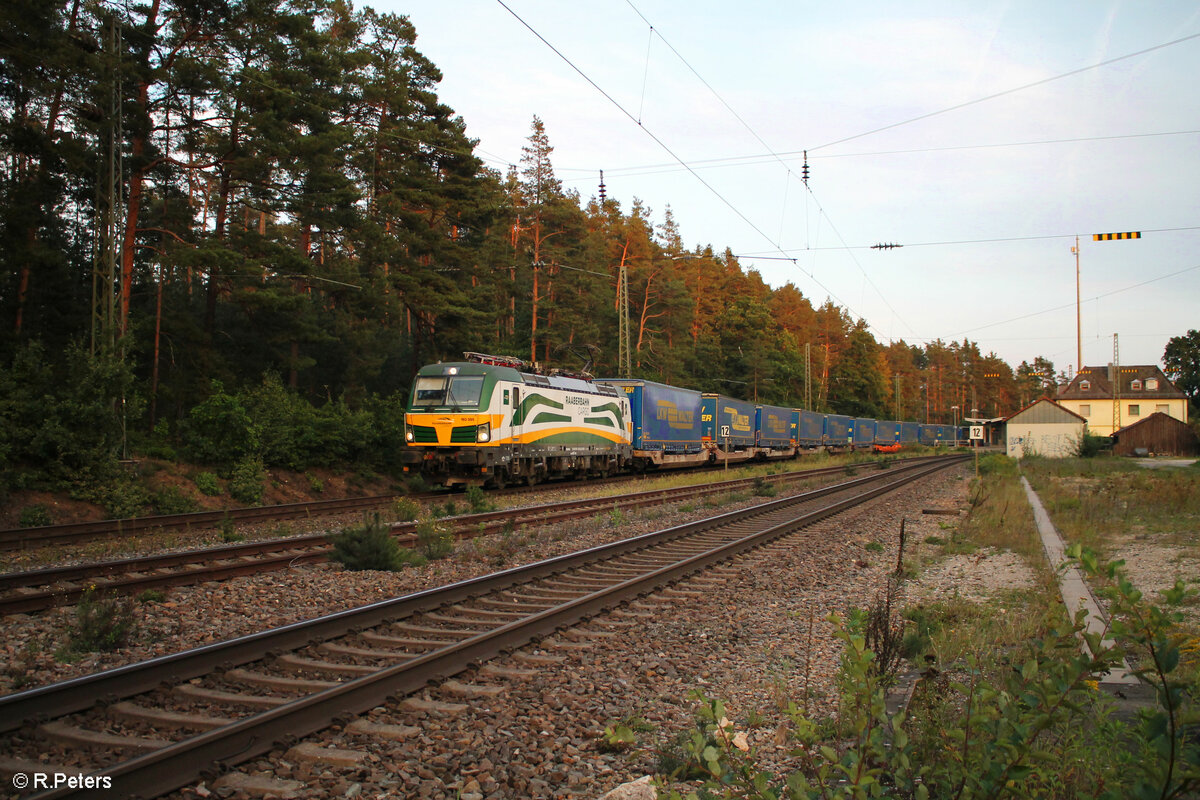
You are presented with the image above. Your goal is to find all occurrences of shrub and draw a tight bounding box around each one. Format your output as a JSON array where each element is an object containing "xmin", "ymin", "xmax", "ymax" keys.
[
  {"xmin": 90, "ymin": 476, "xmax": 150, "ymax": 519},
  {"xmin": 19, "ymin": 504, "xmax": 53, "ymax": 527},
  {"xmin": 67, "ymin": 587, "xmax": 137, "ymax": 653},
  {"xmin": 152, "ymin": 485, "xmax": 199, "ymax": 515},
  {"xmin": 227, "ymin": 456, "xmax": 265, "ymax": 505},
  {"xmin": 305, "ymin": 472, "xmax": 324, "ymax": 494},
  {"xmin": 329, "ymin": 515, "xmax": 410, "ymax": 571},
  {"xmin": 193, "ymin": 471, "xmax": 221, "ymax": 496},
  {"xmin": 181, "ymin": 380, "xmax": 258, "ymax": 466}
]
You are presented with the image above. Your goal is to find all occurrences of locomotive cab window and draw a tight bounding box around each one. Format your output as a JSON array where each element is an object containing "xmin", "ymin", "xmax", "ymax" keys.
[{"xmin": 412, "ymin": 375, "xmax": 485, "ymax": 409}]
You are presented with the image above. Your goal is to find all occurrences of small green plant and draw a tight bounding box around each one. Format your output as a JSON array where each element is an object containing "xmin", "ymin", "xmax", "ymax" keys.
[
  {"xmin": 864, "ymin": 541, "xmax": 884, "ymax": 553},
  {"xmin": 923, "ymin": 534, "xmax": 945, "ymax": 546},
  {"xmin": 19, "ymin": 504, "xmax": 53, "ymax": 527},
  {"xmin": 608, "ymin": 507, "xmax": 628, "ymax": 527},
  {"xmin": 305, "ymin": 472, "xmax": 324, "ymax": 494},
  {"xmin": 329, "ymin": 515, "xmax": 413, "ymax": 571},
  {"xmin": 66, "ymin": 587, "xmax": 137, "ymax": 654},
  {"xmin": 392, "ymin": 496, "xmax": 420, "ymax": 521},
  {"xmin": 219, "ymin": 514, "xmax": 244, "ymax": 543},
  {"xmin": 193, "ymin": 471, "xmax": 221, "ymax": 496},
  {"xmin": 436, "ymin": 501, "xmax": 460, "ymax": 519},
  {"xmin": 465, "ymin": 485, "xmax": 495, "ymax": 513},
  {"xmin": 137, "ymin": 589, "xmax": 167, "ymax": 604},
  {"xmin": 599, "ymin": 722, "xmax": 638, "ymax": 753},
  {"xmin": 416, "ymin": 519, "xmax": 454, "ymax": 560}
]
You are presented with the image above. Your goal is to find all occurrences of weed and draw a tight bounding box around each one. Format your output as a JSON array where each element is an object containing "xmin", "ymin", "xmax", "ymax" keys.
[
  {"xmin": 391, "ymin": 497, "xmax": 420, "ymax": 522},
  {"xmin": 864, "ymin": 540, "xmax": 884, "ymax": 553},
  {"xmin": 416, "ymin": 519, "xmax": 454, "ymax": 560},
  {"xmin": 608, "ymin": 507, "xmax": 628, "ymax": 527},
  {"xmin": 219, "ymin": 514, "xmax": 244, "ymax": 543},
  {"xmin": 305, "ymin": 472, "xmax": 324, "ymax": 494},
  {"xmin": 751, "ymin": 477, "xmax": 777, "ymax": 497},
  {"xmin": 66, "ymin": 587, "xmax": 137, "ymax": 654},
  {"xmin": 137, "ymin": 589, "xmax": 167, "ymax": 604}
]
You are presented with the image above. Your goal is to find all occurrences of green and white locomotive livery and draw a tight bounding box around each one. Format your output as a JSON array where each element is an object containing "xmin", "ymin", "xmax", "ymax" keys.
[{"xmin": 401, "ymin": 353, "xmax": 632, "ymax": 487}]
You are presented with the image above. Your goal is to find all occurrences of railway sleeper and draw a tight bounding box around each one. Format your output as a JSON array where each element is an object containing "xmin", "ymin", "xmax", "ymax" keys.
[
  {"xmin": 274, "ymin": 653, "xmax": 376, "ymax": 677},
  {"xmin": 222, "ymin": 668, "xmax": 339, "ymax": 693},
  {"xmin": 345, "ymin": 718, "xmax": 419, "ymax": 740},
  {"xmin": 173, "ymin": 683, "xmax": 288, "ymax": 709},
  {"xmin": 38, "ymin": 720, "xmax": 170, "ymax": 753},
  {"xmin": 439, "ymin": 680, "xmax": 505, "ymax": 700},
  {"xmin": 107, "ymin": 701, "xmax": 232, "ymax": 732}
]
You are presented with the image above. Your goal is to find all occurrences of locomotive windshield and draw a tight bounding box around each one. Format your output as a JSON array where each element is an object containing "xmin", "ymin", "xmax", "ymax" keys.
[{"xmin": 411, "ymin": 375, "xmax": 485, "ymax": 410}]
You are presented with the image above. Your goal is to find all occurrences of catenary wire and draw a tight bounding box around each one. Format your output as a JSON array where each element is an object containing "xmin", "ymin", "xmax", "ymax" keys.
[{"xmin": 807, "ymin": 31, "xmax": 1200, "ymax": 153}]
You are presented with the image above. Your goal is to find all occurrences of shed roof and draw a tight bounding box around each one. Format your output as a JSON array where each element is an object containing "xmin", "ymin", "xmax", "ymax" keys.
[
  {"xmin": 1113, "ymin": 411, "xmax": 1195, "ymax": 437},
  {"xmin": 1005, "ymin": 397, "xmax": 1087, "ymax": 425},
  {"xmin": 1057, "ymin": 365, "xmax": 1184, "ymax": 400}
]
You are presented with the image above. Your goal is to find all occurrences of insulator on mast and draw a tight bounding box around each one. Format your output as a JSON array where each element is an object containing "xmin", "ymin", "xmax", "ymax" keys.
[{"xmin": 598, "ymin": 170, "xmax": 606, "ymax": 202}]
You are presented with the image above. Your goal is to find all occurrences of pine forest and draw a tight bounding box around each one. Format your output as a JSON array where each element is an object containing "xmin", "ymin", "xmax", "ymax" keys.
[{"xmin": 1, "ymin": 0, "xmax": 1062, "ymax": 500}]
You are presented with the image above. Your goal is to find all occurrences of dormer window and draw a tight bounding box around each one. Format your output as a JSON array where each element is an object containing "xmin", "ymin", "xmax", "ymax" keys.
[
  {"xmin": 1080, "ymin": 380, "xmax": 1090, "ymax": 391},
  {"xmin": 1131, "ymin": 379, "xmax": 1142, "ymax": 391},
  {"xmin": 1146, "ymin": 378, "xmax": 1158, "ymax": 390}
]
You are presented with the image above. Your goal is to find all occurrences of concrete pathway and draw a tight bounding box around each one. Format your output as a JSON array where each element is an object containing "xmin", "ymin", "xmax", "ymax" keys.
[{"xmin": 1019, "ymin": 476, "xmax": 1139, "ymax": 686}]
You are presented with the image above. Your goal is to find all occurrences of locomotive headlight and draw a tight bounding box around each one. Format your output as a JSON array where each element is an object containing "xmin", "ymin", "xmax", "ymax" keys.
[
  {"xmin": 476, "ymin": 422, "xmax": 491, "ymax": 443},
  {"xmin": 405, "ymin": 424, "xmax": 415, "ymax": 443}
]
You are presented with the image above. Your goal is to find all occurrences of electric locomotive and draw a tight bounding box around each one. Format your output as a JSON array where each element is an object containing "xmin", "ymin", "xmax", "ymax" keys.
[{"xmin": 400, "ymin": 352, "xmax": 632, "ymax": 488}]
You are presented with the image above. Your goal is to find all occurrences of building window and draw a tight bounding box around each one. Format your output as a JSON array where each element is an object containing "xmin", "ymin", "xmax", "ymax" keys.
[
  {"xmin": 1128, "ymin": 404, "xmax": 1140, "ymax": 416},
  {"xmin": 1156, "ymin": 404, "xmax": 1169, "ymax": 414},
  {"xmin": 1080, "ymin": 380, "xmax": 1090, "ymax": 391},
  {"xmin": 1079, "ymin": 404, "xmax": 1091, "ymax": 416},
  {"xmin": 1147, "ymin": 378, "xmax": 1159, "ymax": 390},
  {"xmin": 1131, "ymin": 379, "xmax": 1142, "ymax": 390}
]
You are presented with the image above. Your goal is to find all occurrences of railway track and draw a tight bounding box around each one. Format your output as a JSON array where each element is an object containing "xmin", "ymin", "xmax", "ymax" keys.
[
  {"xmin": 0, "ymin": 455, "xmax": 909, "ymax": 553},
  {"xmin": 0, "ymin": 459, "xmax": 932, "ymax": 616},
  {"xmin": 0, "ymin": 455, "xmax": 963, "ymax": 800}
]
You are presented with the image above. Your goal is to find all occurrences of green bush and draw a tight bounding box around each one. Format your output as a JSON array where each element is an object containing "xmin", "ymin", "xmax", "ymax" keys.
[
  {"xmin": 19, "ymin": 504, "xmax": 53, "ymax": 527},
  {"xmin": 88, "ymin": 476, "xmax": 150, "ymax": 519},
  {"xmin": 227, "ymin": 456, "xmax": 265, "ymax": 505},
  {"xmin": 193, "ymin": 471, "xmax": 221, "ymax": 496},
  {"xmin": 329, "ymin": 515, "xmax": 420, "ymax": 571},
  {"xmin": 152, "ymin": 485, "xmax": 199, "ymax": 515},
  {"xmin": 181, "ymin": 380, "xmax": 258, "ymax": 466},
  {"xmin": 0, "ymin": 342, "xmax": 139, "ymax": 492}
]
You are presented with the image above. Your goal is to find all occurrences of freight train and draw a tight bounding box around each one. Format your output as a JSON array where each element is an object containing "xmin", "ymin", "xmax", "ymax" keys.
[{"xmin": 401, "ymin": 352, "xmax": 964, "ymax": 488}]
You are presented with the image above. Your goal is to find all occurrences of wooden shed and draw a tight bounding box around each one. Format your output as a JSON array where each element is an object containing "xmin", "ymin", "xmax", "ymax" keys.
[
  {"xmin": 1112, "ymin": 412, "xmax": 1199, "ymax": 457},
  {"xmin": 1004, "ymin": 398, "xmax": 1086, "ymax": 459}
]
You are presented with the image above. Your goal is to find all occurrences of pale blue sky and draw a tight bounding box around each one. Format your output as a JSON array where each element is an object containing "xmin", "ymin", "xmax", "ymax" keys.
[{"xmin": 379, "ymin": 1, "xmax": 1200, "ymax": 373}]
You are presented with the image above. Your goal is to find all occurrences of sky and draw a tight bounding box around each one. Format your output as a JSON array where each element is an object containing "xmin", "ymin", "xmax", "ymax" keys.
[{"xmin": 377, "ymin": 0, "xmax": 1200, "ymax": 375}]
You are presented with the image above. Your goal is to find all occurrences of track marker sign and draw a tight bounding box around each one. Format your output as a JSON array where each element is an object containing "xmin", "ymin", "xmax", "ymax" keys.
[
  {"xmin": 1093, "ymin": 232, "xmax": 1140, "ymax": 241},
  {"xmin": 969, "ymin": 426, "xmax": 984, "ymax": 440}
]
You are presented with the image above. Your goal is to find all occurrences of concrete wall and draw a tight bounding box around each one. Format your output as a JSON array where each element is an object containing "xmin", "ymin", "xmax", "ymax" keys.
[{"xmin": 1005, "ymin": 422, "xmax": 1084, "ymax": 458}]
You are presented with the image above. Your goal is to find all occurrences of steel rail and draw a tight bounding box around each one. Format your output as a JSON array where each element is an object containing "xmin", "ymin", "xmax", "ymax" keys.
[{"xmin": 18, "ymin": 455, "xmax": 962, "ymax": 800}]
